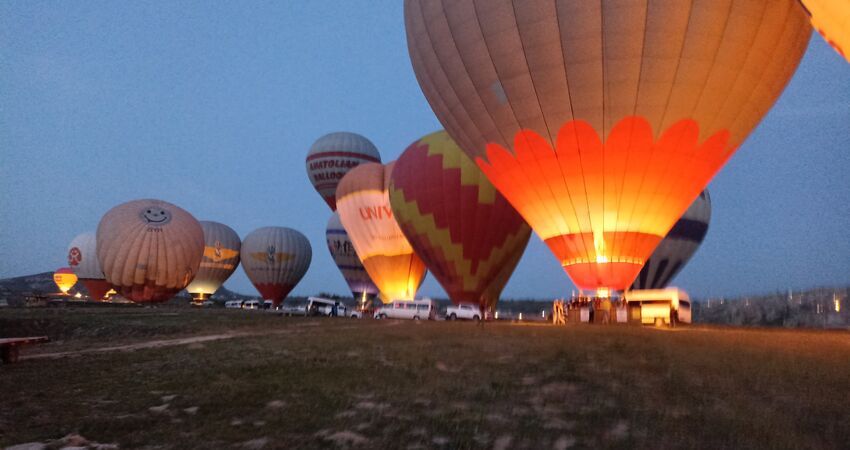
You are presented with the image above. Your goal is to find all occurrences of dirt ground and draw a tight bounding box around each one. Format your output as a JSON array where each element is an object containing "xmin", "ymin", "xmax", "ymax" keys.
[{"xmin": 1, "ymin": 307, "xmax": 849, "ymax": 449}]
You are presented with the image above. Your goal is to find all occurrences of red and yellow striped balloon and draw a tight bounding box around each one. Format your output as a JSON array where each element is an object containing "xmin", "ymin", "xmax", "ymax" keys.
[{"xmin": 389, "ymin": 131, "xmax": 531, "ymax": 308}]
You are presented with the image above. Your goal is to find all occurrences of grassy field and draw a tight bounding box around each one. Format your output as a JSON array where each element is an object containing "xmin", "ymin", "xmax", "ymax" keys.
[{"xmin": 1, "ymin": 308, "xmax": 849, "ymax": 449}]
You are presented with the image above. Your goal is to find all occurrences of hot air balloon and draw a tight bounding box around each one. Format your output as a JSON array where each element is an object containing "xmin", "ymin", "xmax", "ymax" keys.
[
  {"xmin": 481, "ymin": 240, "xmax": 526, "ymax": 311},
  {"xmin": 632, "ymin": 191, "xmax": 711, "ymax": 291},
  {"xmin": 53, "ymin": 267, "xmax": 78, "ymax": 295},
  {"xmin": 800, "ymin": 0, "xmax": 850, "ymax": 62},
  {"xmin": 97, "ymin": 199, "xmax": 204, "ymax": 303},
  {"xmin": 67, "ymin": 232, "xmax": 112, "ymax": 300},
  {"xmin": 186, "ymin": 221, "xmax": 241, "ymax": 304},
  {"xmin": 326, "ymin": 212, "xmax": 379, "ymax": 308},
  {"xmin": 389, "ymin": 131, "xmax": 531, "ymax": 309},
  {"xmin": 241, "ymin": 227, "xmax": 311, "ymax": 307},
  {"xmin": 405, "ymin": 0, "xmax": 810, "ymax": 295},
  {"xmin": 336, "ymin": 162, "xmax": 427, "ymax": 302},
  {"xmin": 306, "ymin": 132, "xmax": 382, "ymax": 211}
]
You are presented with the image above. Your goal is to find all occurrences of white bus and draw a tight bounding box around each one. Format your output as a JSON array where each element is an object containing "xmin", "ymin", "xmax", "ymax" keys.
[
  {"xmin": 623, "ymin": 288, "xmax": 691, "ymax": 326},
  {"xmin": 373, "ymin": 298, "xmax": 436, "ymax": 321}
]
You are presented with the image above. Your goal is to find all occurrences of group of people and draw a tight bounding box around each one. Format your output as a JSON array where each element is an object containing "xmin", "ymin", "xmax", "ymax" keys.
[{"xmin": 552, "ymin": 297, "xmax": 628, "ymax": 324}]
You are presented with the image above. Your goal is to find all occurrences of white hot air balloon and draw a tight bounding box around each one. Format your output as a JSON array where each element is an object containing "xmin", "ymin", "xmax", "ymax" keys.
[
  {"xmin": 67, "ymin": 232, "xmax": 113, "ymax": 300},
  {"xmin": 306, "ymin": 132, "xmax": 381, "ymax": 211}
]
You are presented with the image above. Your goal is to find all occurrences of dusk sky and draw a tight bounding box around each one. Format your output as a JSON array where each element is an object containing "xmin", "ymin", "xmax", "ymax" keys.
[{"xmin": 2, "ymin": 2, "xmax": 848, "ymax": 300}]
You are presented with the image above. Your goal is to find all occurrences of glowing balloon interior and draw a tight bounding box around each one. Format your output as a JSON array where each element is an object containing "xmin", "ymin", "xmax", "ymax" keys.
[
  {"xmin": 336, "ymin": 162, "xmax": 427, "ymax": 302},
  {"xmin": 631, "ymin": 190, "xmax": 711, "ymax": 290},
  {"xmin": 186, "ymin": 221, "xmax": 241, "ymax": 302},
  {"xmin": 326, "ymin": 212, "xmax": 379, "ymax": 302},
  {"xmin": 53, "ymin": 267, "xmax": 78, "ymax": 294},
  {"xmin": 405, "ymin": 0, "xmax": 810, "ymax": 292}
]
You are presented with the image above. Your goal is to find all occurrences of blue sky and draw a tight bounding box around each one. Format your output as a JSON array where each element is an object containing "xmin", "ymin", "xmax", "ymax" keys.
[{"xmin": 1, "ymin": 1, "xmax": 848, "ymax": 300}]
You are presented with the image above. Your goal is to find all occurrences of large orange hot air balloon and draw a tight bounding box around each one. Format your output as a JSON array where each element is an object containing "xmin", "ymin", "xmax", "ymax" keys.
[
  {"xmin": 97, "ymin": 199, "xmax": 205, "ymax": 303},
  {"xmin": 306, "ymin": 132, "xmax": 382, "ymax": 211},
  {"xmin": 53, "ymin": 267, "xmax": 78, "ymax": 294},
  {"xmin": 405, "ymin": 0, "xmax": 810, "ymax": 293},
  {"xmin": 186, "ymin": 221, "xmax": 241, "ymax": 303},
  {"xmin": 389, "ymin": 131, "xmax": 530, "ymax": 308},
  {"xmin": 800, "ymin": 0, "xmax": 850, "ymax": 62},
  {"xmin": 67, "ymin": 232, "xmax": 112, "ymax": 300},
  {"xmin": 336, "ymin": 162, "xmax": 427, "ymax": 302},
  {"xmin": 241, "ymin": 227, "xmax": 311, "ymax": 307}
]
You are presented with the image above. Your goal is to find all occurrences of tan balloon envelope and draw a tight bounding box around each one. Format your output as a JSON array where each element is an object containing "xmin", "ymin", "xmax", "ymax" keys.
[
  {"xmin": 97, "ymin": 199, "xmax": 204, "ymax": 303},
  {"xmin": 186, "ymin": 221, "xmax": 241, "ymax": 303},
  {"xmin": 241, "ymin": 227, "xmax": 311, "ymax": 307},
  {"xmin": 405, "ymin": 0, "xmax": 810, "ymax": 292},
  {"xmin": 336, "ymin": 162, "xmax": 427, "ymax": 302}
]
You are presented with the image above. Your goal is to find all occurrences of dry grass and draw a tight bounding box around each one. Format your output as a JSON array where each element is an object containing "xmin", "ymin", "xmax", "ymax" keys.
[{"xmin": 1, "ymin": 308, "xmax": 849, "ymax": 449}]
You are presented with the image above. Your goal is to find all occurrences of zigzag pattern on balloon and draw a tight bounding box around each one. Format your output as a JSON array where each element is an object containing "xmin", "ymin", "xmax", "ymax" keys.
[{"xmin": 390, "ymin": 131, "xmax": 530, "ymax": 305}]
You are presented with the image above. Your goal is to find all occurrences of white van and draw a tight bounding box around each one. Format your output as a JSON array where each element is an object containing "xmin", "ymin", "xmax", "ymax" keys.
[
  {"xmin": 623, "ymin": 288, "xmax": 691, "ymax": 326},
  {"xmin": 242, "ymin": 300, "xmax": 261, "ymax": 310},
  {"xmin": 374, "ymin": 298, "xmax": 436, "ymax": 320},
  {"xmin": 306, "ymin": 297, "xmax": 361, "ymax": 318},
  {"xmin": 224, "ymin": 300, "xmax": 244, "ymax": 309}
]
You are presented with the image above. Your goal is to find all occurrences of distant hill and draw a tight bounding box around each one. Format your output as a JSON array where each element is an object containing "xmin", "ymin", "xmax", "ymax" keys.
[{"xmin": 0, "ymin": 271, "xmax": 67, "ymax": 298}]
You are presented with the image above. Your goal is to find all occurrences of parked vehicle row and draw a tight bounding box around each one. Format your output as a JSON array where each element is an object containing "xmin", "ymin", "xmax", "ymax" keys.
[
  {"xmin": 221, "ymin": 297, "xmax": 490, "ymax": 323},
  {"xmin": 224, "ymin": 299, "xmax": 272, "ymax": 310},
  {"xmin": 281, "ymin": 297, "xmax": 362, "ymax": 318}
]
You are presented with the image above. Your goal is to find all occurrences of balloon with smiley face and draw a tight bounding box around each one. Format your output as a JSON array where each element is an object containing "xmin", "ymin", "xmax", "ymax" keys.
[
  {"xmin": 67, "ymin": 232, "xmax": 113, "ymax": 300},
  {"xmin": 241, "ymin": 226, "xmax": 312, "ymax": 307},
  {"xmin": 96, "ymin": 199, "xmax": 205, "ymax": 303}
]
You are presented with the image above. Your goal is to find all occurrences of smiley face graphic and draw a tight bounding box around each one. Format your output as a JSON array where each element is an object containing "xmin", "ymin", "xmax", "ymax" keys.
[{"xmin": 140, "ymin": 207, "xmax": 172, "ymax": 225}]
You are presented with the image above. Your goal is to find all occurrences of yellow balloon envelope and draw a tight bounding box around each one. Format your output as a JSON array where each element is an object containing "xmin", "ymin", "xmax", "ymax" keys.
[{"xmin": 336, "ymin": 162, "xmax": 427, "ymax": 302}]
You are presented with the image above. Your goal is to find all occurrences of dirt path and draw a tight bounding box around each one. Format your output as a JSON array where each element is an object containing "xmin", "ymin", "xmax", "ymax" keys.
[{"xmin": 22, "ymin": 321, "xmax": 345, "ymax": 360}]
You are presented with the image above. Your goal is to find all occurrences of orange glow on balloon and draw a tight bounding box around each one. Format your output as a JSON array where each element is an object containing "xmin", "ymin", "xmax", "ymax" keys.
[{"xmin": 478, "ymin": 117, "xmax": 731, "ymax": 291}]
